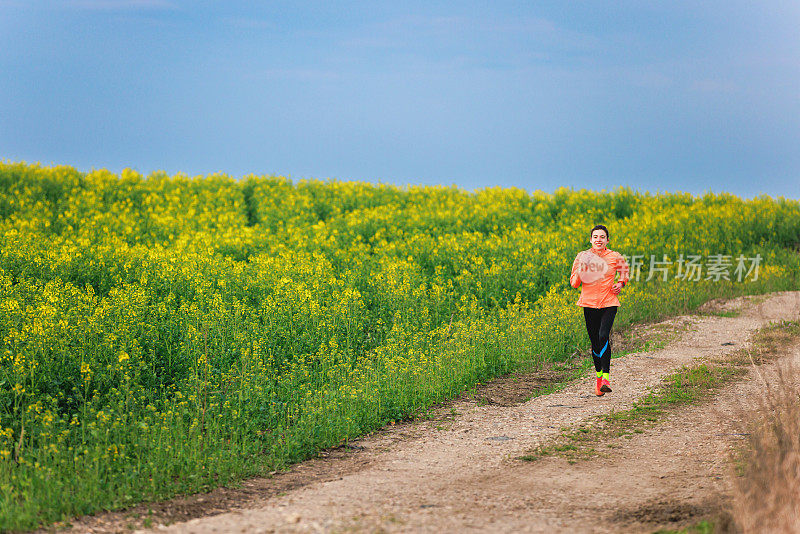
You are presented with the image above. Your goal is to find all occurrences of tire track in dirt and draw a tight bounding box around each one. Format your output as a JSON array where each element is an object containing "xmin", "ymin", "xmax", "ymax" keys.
[{"xmin": 132, "ymin": 291, "xmax": 800, "ymax": 533}]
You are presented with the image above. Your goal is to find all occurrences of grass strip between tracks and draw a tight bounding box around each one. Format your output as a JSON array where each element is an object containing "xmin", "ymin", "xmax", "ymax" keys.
[{"xmin": 518, "ymin": 320, "xmax": 800, "ymax": 464}]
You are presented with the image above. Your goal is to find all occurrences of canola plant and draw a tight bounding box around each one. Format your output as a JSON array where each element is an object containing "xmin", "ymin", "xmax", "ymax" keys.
[{"xmin": 0, "ymin": 161, "xmax": 798, "ymax": 529}]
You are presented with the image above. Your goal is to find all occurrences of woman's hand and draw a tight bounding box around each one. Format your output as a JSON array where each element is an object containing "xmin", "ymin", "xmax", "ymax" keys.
[{"xmin": 611, "ymin": 282, "xmax": 623, "ymax": 295}]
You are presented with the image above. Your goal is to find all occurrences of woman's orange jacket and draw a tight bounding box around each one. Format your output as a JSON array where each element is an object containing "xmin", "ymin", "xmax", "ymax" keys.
[{"xmin": 569, "ymin": 248, "xmax": 630, "ymax": 308}]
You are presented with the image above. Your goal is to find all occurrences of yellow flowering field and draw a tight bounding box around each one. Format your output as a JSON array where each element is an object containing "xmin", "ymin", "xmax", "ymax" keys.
[{"xmin": 0, "ymin": 161, "xmax": 798, "ymax": 529}]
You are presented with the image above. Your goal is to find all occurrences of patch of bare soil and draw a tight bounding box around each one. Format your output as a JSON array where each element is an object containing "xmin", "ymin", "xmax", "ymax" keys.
[
  {"xmin": 464, "ymin": 365, "xmax": 572, "ymax": 407},
  {"xmin": 697, "ymin": 294, "xmax": 766, "ymax": 315},
  {"xmin": 59, "ymin": 292, "xmax": 800, "ymax": 534},
  {"xmin": 612, "ymin": 497, "xmax": 734, "ymax": 529}
]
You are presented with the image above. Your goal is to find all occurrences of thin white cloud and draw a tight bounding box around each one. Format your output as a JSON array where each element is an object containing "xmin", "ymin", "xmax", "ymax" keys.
[
  {"xmin": 66, "ymin": 0, "xmax": 176, "ymax": 10},
  {"xmin": 249, "ymin": 68, "xmax": 342, "ymax": 82},
  {"xmin": 224, "ymin": 17, "xmax": 277, "ymax": 31},
  {"xmin": 630, "ymin": 70, "xmax": 674, "ymax": 89},
  {"xmin": 691, "ymin": 79, "xmax": 738, "ymax": 93},
  {"xmin": 337, "ymin": 14, "xmax": 602, "ymax": 72}
]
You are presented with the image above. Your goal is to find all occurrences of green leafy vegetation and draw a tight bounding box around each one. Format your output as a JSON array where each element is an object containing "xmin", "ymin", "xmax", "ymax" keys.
[{"xmin": 0, "ymin": 162, "xmax": 798, "ymax": 530}]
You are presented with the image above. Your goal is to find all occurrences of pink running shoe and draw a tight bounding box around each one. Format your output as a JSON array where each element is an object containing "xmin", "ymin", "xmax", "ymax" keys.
[
  {"xmin": 595, "ymin": 377, "xmax": 604, "ymax": 396},
  {"xmin": 600, "ymin": 378, "xmax": 612, "ymax": 393}
]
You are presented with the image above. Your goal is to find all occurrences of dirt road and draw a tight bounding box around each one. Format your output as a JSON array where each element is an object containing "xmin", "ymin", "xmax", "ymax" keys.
[{"xmin": 125, "ymin": 291, "xmax": 800, "ymax": 533}]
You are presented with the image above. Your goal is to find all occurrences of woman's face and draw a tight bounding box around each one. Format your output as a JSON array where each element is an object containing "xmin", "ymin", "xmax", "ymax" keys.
[{"xmin": 590, "ymin": 229, "xmax": 609, "ymax": 250}]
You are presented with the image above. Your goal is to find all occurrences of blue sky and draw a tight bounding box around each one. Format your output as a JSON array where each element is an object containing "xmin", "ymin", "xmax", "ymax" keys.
[{"xmin": 1, "ymin": 1, "xmax": 799, "ymax": 197}]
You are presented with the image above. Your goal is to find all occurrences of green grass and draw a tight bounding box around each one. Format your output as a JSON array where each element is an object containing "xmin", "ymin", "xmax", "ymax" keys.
[
  {"xmin": 653, "ymin": 520, "xmax": 716, "ymax": 533},
  {"xmin": 702, "ymin": 309, "xmax": 741, "ymax": 318}
]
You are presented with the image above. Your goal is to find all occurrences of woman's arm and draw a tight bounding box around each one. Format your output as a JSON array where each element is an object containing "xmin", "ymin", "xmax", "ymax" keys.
[
  {"xmin": 569, "ymin": 254, "xmax": 582, "ymax": 288},
  {"xmin": 611, "ymin": 252, "xmax": 630, "ymax": 294},
  {"xmin": 617, "ymin": 253, "xmax": 630, "ymax": 286}
]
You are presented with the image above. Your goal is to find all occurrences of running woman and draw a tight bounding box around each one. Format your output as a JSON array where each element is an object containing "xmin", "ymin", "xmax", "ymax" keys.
[{"xmin": 569, "ymin": 225, "xmax": 630, "ymax": 397}]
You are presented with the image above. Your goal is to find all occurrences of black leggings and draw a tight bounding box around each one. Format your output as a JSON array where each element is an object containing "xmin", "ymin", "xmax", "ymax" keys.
[{"xmin": 583, "ymin": 306, "xmax": 618, "ymax": 374}]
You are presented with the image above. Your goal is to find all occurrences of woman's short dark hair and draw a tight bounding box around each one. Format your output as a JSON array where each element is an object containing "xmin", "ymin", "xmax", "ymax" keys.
[{"xmin": 590, "ymin": 224, "xmax": 609, "ymax": 240}]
